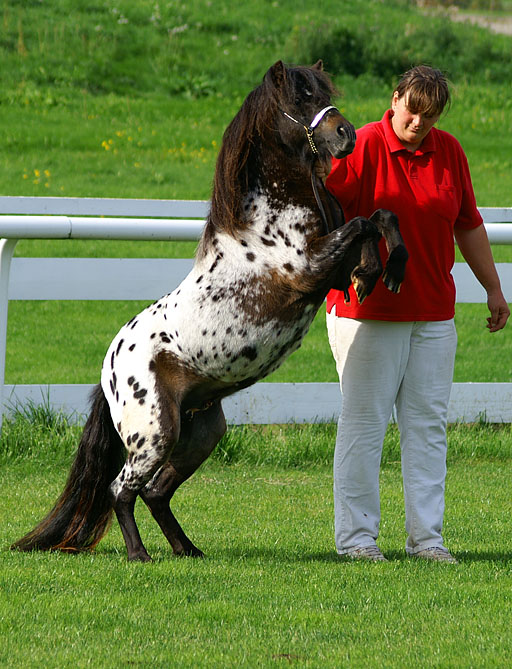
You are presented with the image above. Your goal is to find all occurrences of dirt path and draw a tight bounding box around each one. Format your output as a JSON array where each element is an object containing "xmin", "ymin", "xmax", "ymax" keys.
[{"xmin": 448, "ymin": 11, "xmax": 512, "ymax": 36}]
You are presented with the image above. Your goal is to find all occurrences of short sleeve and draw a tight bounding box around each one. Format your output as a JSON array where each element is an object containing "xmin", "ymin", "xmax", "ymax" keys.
[{"xmin": 453, "ymin": 142, "xmax": 483, "ymax": 231}]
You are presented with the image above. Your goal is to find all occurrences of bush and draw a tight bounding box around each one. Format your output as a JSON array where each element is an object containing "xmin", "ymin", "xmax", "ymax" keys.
[
  {"xmin": 2, "ymin": 0, "xmax": 510, "ymax": 106},
  {"xmin": 283, "ymin": 12, "xmax": 512, "ymax": 86}
]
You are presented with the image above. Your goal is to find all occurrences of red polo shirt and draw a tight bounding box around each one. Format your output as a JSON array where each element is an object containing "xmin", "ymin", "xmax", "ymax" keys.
[{"xmin": 325, "ymin": 110, "xmax": 483, "ymax": 321}]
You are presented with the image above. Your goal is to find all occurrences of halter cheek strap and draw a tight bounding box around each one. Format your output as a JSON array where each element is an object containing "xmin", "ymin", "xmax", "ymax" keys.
[{"xmin": 281, "ymin": 105, "xmax": 339, "ymax": 155}]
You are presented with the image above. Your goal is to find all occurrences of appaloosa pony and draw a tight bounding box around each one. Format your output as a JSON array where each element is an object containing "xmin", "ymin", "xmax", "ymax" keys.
[{"xmin": 13, "ymin": 61, "xmax": 407, "ymax": 561}]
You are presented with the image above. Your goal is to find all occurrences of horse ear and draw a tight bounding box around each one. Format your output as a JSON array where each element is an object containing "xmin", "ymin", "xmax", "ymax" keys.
[
  {"xmin": 267, "ymin": 60, "xmax": 287, "ymax": 89},
  {"xmin": 312, "ymin": 60, "xmax": 324, "ymax": 71}
]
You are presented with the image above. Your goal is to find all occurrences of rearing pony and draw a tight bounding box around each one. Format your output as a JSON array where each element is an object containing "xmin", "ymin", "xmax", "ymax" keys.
[{"xmin": 13, "ymin": 61, "xmax": 407, "ymax": 561}]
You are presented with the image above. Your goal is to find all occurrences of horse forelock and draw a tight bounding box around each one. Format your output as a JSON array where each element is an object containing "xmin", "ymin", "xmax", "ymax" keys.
[{"xmin": 280, "ymin": 65, "xmax": 339, "ymax": 109}]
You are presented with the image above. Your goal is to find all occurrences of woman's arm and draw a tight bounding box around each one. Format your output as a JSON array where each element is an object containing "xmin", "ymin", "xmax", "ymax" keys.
[{"xmin": 454, "ymin": 225, "xmax": 510, "ymax": 332}]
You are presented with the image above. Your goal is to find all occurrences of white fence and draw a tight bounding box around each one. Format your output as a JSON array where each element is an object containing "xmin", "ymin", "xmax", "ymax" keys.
[{"xmin": 1, "ymin": 197, "xmax": 511, "ymax": 427}]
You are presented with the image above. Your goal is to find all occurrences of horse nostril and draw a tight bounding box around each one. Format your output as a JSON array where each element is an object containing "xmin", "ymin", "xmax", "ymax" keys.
[{"xmin": 337, "ymin": 123, "xmax": 356, "ymax": 146}]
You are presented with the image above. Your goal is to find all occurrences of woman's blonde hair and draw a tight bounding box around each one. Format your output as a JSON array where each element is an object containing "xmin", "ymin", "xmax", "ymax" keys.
[{"xmin": 394, "ymin": 65, "xmax": 451, "ymax": 117}]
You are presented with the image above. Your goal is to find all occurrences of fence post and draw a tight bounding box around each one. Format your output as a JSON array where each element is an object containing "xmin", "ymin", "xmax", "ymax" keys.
[{"xmin": 0, "ymin": 238, "xmax": 18, "ymax": 432}]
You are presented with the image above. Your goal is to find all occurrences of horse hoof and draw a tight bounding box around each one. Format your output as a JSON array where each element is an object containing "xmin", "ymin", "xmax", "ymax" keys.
[
  {"xmin": 382, "ymin": 268, "xmax": 402, "ymax": 293},
  {"xmin": 174, "ymin": 545, "xmax": 205, "ymax": 558},
  {"xmin": 382, "ymin": 247, "xmax": 408, "ymax": 293},
  {"xmin": 188, "ymin": 547, "xmax": 205, "ymax": 558},
  {"xmin": 127, "ymin": 550, "xmax": 153, "ymax": 562},
  {"xmin": 352, "ymin": 275, "xmax": 376, "ymax": 305},
  {"xmin": 382, "ymin": 271, "xmax": 402, "ymax": 294}
]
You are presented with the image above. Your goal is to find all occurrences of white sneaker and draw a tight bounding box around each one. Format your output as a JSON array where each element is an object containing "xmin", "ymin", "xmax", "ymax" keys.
[
  {"xmin": 413, "ymin": 547, "xmax": 458, "ymax": 564},
  {"xmin": 345, "ymin": 545, "xmax": 387, "ymax": 562}
]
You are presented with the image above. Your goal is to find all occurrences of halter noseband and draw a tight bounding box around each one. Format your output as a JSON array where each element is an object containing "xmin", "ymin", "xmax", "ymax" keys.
[{"xmin": 281, "ymin": 105, "xmax": 338, "ymax": 155}]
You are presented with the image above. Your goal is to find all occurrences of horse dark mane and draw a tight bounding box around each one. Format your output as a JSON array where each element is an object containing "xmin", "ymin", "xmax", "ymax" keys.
[{"xmin": 201, "ymin": 62, "xmax": 338, "ymax": 250}]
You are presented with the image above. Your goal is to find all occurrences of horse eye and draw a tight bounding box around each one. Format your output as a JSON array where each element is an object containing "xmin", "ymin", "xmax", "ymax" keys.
[{"xmin": 295, "ymin": 88, "xmax": 313, "ymax": 105}]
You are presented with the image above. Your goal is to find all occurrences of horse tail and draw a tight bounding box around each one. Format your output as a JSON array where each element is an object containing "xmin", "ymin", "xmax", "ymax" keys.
[{"xmin": 11, "ymin": 385, "xmax": 125, "ymax": 554}]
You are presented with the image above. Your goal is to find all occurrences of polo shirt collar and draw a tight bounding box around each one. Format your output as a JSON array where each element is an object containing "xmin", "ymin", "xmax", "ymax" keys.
[{"xmin": 382, "ymin": 109, "xmax": 436, "ymax": 156}]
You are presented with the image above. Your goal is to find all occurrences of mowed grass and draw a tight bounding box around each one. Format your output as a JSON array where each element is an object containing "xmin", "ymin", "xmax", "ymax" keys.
[
  {"xmin": 4, "ymin": 79, "xmax": 511, "ymax": 206},
  {"xmin": 4, "ymin": 81, "xmax": 512, "ymax": 388},
  {"xmin": 1, "ymin": 445, "xmax": 512, "ymax": 668},
  {"xmin": 1, "ymin": 410, "xmax": 511, "ymax": 668}
]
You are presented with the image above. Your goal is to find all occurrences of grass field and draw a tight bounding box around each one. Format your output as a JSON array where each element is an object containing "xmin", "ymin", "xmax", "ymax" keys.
[
  {"xmin": 1, "ymin": 1, "xmax": 512, "ymax": 666},
  {"xmin": 1, "ymin": 436, "xmax": 512, "ymax": 668},
  {"xmin": 1, "ymin": 410, "xmax": 512, "ymax": 667}
]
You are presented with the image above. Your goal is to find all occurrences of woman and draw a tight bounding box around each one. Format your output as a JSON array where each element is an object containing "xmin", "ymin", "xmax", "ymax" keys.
[{"xmin": 325, "ymin": 65, "xmax": 509, "ymax": 562}]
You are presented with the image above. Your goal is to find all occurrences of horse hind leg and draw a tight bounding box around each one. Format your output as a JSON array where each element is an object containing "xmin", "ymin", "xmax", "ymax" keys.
[
  {"xmin": 140, "ymin": 400, "xmax": 226, "ymax": 558},
  {"xmin": 111, "ymin": 484, "xmax": 151, "ymax": 562},
  {"xmin": 140, "ymin": 463, "xmax": 199, "ymax": 557},
  {"xmin": 111, "ymin": 400, "xmax": 182, "ymax": 562},
  {"xmin": 369, "ymin": 208, "xmax": 409, "ymax": 293}
]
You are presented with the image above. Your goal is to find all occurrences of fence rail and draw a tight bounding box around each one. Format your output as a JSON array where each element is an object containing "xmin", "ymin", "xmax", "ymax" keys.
[{"xmin": 1, "ymin": 197, "xmax": 511, "ymax": 427}]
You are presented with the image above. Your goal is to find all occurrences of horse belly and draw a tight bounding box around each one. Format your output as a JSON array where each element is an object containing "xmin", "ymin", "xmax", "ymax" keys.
[
  {"xmin": 102, "ymin": 293, "xmax": 311, "ymax": 422},
  {"xmin": 163, "ymin": 267, "xmax": 319, "ymax": 383}
]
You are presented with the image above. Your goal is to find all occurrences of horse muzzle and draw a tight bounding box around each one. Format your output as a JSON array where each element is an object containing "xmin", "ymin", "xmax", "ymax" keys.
[{"xmin": 328, "ymin": 119, "xmax": 356, "ymax": 159}]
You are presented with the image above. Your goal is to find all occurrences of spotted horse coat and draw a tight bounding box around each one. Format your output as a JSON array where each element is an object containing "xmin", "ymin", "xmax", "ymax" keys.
[
  {"xmin": 103, "ymin": 194, "xmax": 334, "ymax": 493},
  {"xmin": 12, "ymin": 61, "xmax": 407, "ymax": 562}
]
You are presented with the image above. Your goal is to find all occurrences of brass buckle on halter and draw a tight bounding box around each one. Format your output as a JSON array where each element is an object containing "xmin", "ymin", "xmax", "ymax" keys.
[{"xmin": 305, "ymin": 127, "xmax": 318, "ymax": 154}]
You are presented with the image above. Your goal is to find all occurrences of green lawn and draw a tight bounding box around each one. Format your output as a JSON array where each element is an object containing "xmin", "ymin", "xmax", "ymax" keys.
[
  {"xmin": 1, "ymin": 451, "xmax": 512, "ymax": 668},
  {"xmin": 4, "ymin": 300, "xmax": 511, "ymax": 385}
]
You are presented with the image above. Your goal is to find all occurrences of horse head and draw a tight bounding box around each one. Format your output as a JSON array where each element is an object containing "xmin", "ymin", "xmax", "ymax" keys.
[
  {"xmin": 267, "ymin": 60, "xmax": 356, "ymax": 166},
  {"xmin": 209, "ymin": 60, "xmax": 356, "ymax": 240}
]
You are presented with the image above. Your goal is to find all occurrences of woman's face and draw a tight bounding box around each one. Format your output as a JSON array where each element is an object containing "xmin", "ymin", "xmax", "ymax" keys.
[{"xmin": 391, "ymin": 91, "xmax": 440, "ymax": 151}]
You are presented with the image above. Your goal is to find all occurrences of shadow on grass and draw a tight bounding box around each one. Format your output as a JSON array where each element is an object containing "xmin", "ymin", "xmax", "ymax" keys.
[
  {"xmin": 195, "ymin": 546, "xmax": 512, "ymax": 566},
  {"xmin": 16, "ymin": 544, "xmax": 510, "ymax": 566},
  {"xmin": 454, "ymin": 550, "xmax": 512, "ymax": 564}
]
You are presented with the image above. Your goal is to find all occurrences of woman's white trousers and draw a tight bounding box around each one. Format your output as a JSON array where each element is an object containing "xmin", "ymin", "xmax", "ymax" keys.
[{"xmin": 326, "ymin": 310, "xmax": 457, "ymax": 555}]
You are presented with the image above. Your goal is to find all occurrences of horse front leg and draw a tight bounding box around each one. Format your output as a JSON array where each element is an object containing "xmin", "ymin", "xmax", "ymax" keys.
[
  {"xmin": 368, "ymin": 209, "xmax": 408, "ymax": 293},
  {"xmin": 308, "ymin": 215, "xmax": 382, "ymax": 303}
]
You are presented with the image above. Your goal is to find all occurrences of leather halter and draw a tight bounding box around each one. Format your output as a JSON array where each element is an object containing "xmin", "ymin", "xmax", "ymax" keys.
[
  {"xmin": 281, "ymin": 105, "xmax": 338, "ymax": 155},
  {"xmin": 281, "ymin": 104, "xmax": 342, "ymax": 235}
]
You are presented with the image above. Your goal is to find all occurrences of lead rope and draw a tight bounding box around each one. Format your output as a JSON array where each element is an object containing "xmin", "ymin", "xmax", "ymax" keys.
[{"xmin": 310, "ymin": 156, "xmax": 332, "ymax": 235}]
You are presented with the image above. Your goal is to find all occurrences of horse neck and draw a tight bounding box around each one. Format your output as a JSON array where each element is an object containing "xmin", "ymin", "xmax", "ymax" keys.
[
  {"xmin": 198, "ymin": 131, "xmax": 317, "ymax": 258},
  {"xmin": 251, "ymin": 139, "xmax": 314, "ymax": 204}
]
